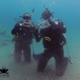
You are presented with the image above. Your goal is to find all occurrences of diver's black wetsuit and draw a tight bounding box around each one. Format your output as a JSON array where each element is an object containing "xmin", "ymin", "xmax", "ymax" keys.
[
  {"xmin": 35, "ymin": 20, "xmax": 68, "ymax": 76},
  {"xmin": 11, "ymin": 20, "xmax": 35, "ymax": 62}
]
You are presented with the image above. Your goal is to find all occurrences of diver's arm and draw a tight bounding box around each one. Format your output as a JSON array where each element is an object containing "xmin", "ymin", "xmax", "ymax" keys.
[
  {"xmin": 34, "ymin": 29, "xmax": 43, "ymax": 42},
  {"xmin": 11, "ymin": 22, "xmax": 23, "ymax": 37},
  {"xmin": 11, "ymin": 23, "xmax": 19, "ymax": 35}
]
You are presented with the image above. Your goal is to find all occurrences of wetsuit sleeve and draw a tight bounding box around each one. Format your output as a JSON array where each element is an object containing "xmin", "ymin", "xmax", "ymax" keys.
[
  {"xmin": 34, "ymin": 29, "xmax": 43, "ymax": 42},
  {"xmin": 11, "ymin": 23, "xmax": 19, "ymax": 35}
]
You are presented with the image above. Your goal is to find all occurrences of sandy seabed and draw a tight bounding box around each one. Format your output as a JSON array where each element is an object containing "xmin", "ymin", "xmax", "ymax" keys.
[{"xmin": 0, "ymin": 37, "xmax": 80, "ymax": 80}]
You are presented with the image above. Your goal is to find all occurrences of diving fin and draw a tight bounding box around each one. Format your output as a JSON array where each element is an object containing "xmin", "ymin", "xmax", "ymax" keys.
[{"xmin": 33, "ymin": 53, "xmax": 42, "ymax": 61}]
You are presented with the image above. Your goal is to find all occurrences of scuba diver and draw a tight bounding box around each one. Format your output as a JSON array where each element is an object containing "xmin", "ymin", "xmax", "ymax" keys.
[
  {"xmin": 11, "ymin": 13, "xmax": 35, "ymax": 63},
  {"xmin": 35, "ymin": 6, "xmax": 69, "ymax": 76}
]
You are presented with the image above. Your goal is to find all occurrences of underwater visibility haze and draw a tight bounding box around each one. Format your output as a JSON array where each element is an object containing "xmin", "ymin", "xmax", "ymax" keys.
[{"xmin": 0, "ymin": 0, "xmax": 80, "ymax": 80}]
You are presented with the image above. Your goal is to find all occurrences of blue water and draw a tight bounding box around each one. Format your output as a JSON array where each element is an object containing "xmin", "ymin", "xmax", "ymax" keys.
[{"xmin": 0, "ymin": 0, "xmax": 80, "ymax": 80}]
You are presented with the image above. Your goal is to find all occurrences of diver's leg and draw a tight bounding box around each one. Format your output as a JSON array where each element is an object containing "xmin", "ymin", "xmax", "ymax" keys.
[
  {"xmin": 37, "ymin": 49, "xmax": 52, "ymax": 72},
  {"xmin": 61, "ymin": 57, "xmax": 68, "ymax": 75},
  {"xmin": 54, "ymin": 47, "xmax": 68, "ymax": 76},
  {"xmin": 14, "ymin": 42, "xmax": 22, "ymax": 62},
  {"xmin": 23, "ymin": 45, "xmax": 31, "ymax": 63}
]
